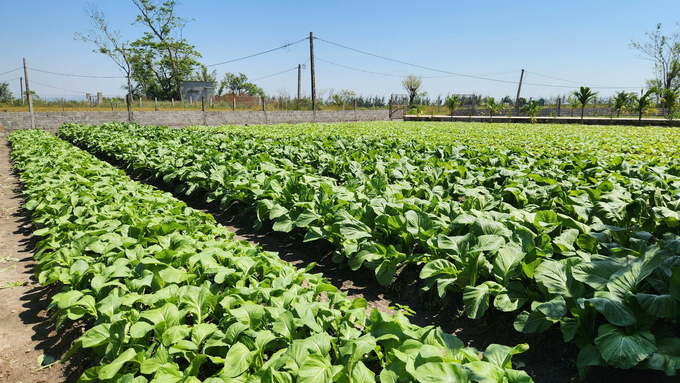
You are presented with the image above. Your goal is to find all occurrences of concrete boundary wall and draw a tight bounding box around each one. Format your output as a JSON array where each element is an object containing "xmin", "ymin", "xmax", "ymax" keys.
[
  {"xmin": 0, "ymin": 110, "xmax": 390, "ymax": 135},
  {"xmin": 404, "ymin": 115, "xmax": 680, "ymax": 127}
]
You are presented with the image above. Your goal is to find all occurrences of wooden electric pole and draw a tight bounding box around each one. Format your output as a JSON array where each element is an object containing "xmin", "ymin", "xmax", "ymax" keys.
[
  {"xmin": 19, "ymin": 77, "xmax": 24, "ymax": 105},
  {"xmin": 23, "ymin": 59, "xmax": 35, "ymax": 129},
  {"xmin": 514, "ymin": 69, "xmax": 525, "ymax": 116},
  {"xmin": 297, "ymin": 64, "xmax": 301, "ymax": 100},
  {"xmin": 310, "ymin": 32, "xmax": 316, "ymax": 111}
]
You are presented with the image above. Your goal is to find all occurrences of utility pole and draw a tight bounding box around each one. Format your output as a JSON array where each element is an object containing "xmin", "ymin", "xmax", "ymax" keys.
[
  {"xmin": 19, "ymin": 77, "xmax": 24, "ymax": 105},
  {"xmin": 23, "ymin": 59, "xmax": 35, "ymax": 129},
  {"xmin": 310, "ymin": 32, "xmax": 316, "ymax": 111},
  {"xmin": 297, "ymin": 64, "xmax": 301, "ymax": 100},
  {"xmin": 514, "ymin": 69, "xmax": 525, "ymax": 116}
]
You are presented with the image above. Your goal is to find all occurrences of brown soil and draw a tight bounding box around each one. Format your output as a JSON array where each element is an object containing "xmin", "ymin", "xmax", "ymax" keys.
[{"xmin": 0, "ymin": 139, "xmax": 93, "ymax": 383}]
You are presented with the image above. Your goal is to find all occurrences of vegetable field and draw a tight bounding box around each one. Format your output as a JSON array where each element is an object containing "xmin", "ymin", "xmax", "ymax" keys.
[
  {"xmin": 54, "ymin": 121, "xmax": 680, "ymax": 380},
  {"xmin": 4, "ymin": 120, "xmax": 680, "ymax": 382},
  {"xmin": 7, "ymin": 129, "xmax": 533, "ymax": 383}
]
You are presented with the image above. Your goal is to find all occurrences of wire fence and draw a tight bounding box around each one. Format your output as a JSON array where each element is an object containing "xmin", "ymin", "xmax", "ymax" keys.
[{"xmin": 0, "ymin": 95, "xmax": 391, "ymax": 112}]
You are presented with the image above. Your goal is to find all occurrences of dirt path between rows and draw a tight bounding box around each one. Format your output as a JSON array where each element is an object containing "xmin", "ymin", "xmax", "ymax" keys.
[{"xmin": 0, "ymin": 139, "xmax": 88, "ymax": 383}]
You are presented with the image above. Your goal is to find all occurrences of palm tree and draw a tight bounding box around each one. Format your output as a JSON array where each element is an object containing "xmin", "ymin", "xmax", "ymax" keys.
[
  {"xmin": 520, "ymin": 101, "xmax": 542, "ymax": 123},
  {"xmin": 612, "ymin": 91, "xmax": 631, "ymax": 118},
  {"xmin": 481, "ymin": 97, "xmax": 505, "ymax": 120},
  {"xmin": 630, "ymin": 88, "xmax": 659, "ymax": 122},
  {"xmin": 445, "ymin": 95, "xmax": 461, "ymax": 121},
  {"xmin": 661, "ymin": 87, "xmax": 680, "ymax": 120},
  {"xmin": 572, "ymin": 86, "xmax": 598, "ymax": 123}
]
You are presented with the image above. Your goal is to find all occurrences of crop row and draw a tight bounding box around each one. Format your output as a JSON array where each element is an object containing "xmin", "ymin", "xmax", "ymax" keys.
[
  {"xmin": 58, "ymin": 122, "xmax": 680, "ymax": 377},
  {"xmin": 191, "ymin": 122, "xmax": 680, "ymax": 160},
  {"xmin": 9, "ymin": 128, "xmax": 532, "ymax": 383}
]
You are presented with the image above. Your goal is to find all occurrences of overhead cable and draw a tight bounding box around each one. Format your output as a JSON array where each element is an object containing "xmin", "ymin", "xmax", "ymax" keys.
[
  {"xmin": 206, "ymin": 37, "xmax": 308, "ymax": 68},
  {"xmin": 28, "ymin": 67, "xmax": 125, "ymax": 79},
  {"xmin": 252, "ymin": 67, "xmax": 297, "ymax": 81},
  {"xmin": 315, "ymin": 37, "xmax": 644, "ymax": 89},
  {"xmin": 0, "ymin": 67, "xmax": 22, "ymax": 77},
  {"xmin": 30, "ymin": 80, "xmax": 87, "ymax": 94},
  {"xmin": 317, "ymin": 57, "xmax": 520, "ymax": 79}
]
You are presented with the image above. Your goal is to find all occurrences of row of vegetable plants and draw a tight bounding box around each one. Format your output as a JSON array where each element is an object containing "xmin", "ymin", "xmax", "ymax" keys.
[
  {"xmin": 191, "ymin": 122, "xmax": 680, "ymax": 160},
  {"xmin": 9, "ymin": 128, "xmax": 532, "ymax": 383},
  {"xmin": 57, "ymin": 122, "xmax": 680, "ymax": 377}
]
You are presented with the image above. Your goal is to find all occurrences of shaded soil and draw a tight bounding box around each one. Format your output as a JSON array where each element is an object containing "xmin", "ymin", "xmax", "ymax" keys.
[{"xmin": 0, "ymin": 139, "xmax": 95, "ymax": 383}]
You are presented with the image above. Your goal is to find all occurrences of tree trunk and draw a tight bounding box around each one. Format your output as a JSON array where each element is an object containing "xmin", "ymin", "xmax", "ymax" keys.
[
  {"xmin": 580, "ymin": 105, "xmax": 585, "ymax": 123},
  {"xmin": 126, "ymin": 75, "xmax": 133, "ymax": 123}
]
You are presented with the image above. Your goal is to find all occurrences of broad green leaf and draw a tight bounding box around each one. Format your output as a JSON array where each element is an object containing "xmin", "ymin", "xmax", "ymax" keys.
[
  {"xmin": 298, "ymin": 353, "xmax": 341, "ymax": 383},
  {"xmin": 222, "ymin": 343, "xmax": 253, "ymax": 378},
  {"xmin": 412, "ymin": 361, "xmax": 470, "ymax": 383},
  {"xmin": 594, "ymin": 325, "xmax": 657, "ymax": 369},
  {"xmin": 98, "ymin": 348, "xmax": 138, "ymax": 380},
  {"xmin": 584, "ymin": 291, "xmax": 637, "ymax": 327}
]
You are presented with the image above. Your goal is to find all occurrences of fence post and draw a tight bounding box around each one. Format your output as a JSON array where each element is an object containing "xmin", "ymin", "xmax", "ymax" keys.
[
  {"xmin": 262, "ymin": 97, "xmax": 266, "ymax": 111},
  {"xmin": 556, "ymin": 97, "xmax": 561, "ymax": 117},
  {"xmin": 389, "ymin": 98, "xmax": 393, "ymax": 119},
  {"xmin": 171, "ymin": 98, "xmax": 174, "ymax": 107},
  {"xmin": 139, "ymin": 97, "xmax": 142, "ymax": 108},
  {"xmin": 210, "ymin": 96, "xmax": 213, "ymax": 108},
  {"xmin": 232, "ymin": 97, "xmax": 235, "ymax": 111},
  {"xmin": 354, "ymin": 99, "xmax": 357, "ymax": 111}
]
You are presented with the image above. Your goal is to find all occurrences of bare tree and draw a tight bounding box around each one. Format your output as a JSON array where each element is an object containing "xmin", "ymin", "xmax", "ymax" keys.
[
  {"xmin": 630, "ymin": 23, "xmax": 680, "ymax": 107},
  {"xmin": 75, "ymin": 4, "xmax": 134, "ymax": 122},
  {"xmin": 401, "ymin": 74, "xmax": 422, "ymax": 104}
]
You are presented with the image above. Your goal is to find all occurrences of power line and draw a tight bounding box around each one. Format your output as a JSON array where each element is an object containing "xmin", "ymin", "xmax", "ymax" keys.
[
  {"xmin": 314, "ymin": 37, "xmax": 520, "ymax": 84},
  {"xmin": 30, "ymin": 80, "xmax": 86, "ymax": 94},
  {"xmin": 317, "ymin": 57, "xmax": 403, "ymax": 77},
  {"xmin": 206, "ymin": 37, "xmax": 308, "ymax": 68},
  {"xmin": 315, "ymin": 36, "xmax": 644, "ymax": 90},
  {"xmin": 317, "ymin": 57, "xmax": 519, "ymax": 79},
  {"xmin": 0, "ymin": 68, "xmax": 22, "ymax": 77},
  {"xmin": 252, "ymin": 67, "xmax": 297, "ymax": 81},
  {"xmin": 524, "ymin": 71, "xmax": 640, "ymax": 90},
  {"xmin": 28, "ymin": 67, "xmax": 125, "ymax": 79}
]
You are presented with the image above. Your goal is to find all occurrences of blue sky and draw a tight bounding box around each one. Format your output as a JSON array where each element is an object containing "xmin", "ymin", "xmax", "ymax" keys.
[{"xmin": 1, "ymin": 0, "xmax": 679, "ymax": 101}]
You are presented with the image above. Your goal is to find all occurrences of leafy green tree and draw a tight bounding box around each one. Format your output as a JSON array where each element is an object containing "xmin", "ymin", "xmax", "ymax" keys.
[
  {"xmin": 219, "ymin": 73, "xmax": 247, "ymax": 95},
  {"xmin": 217, "ymin": 73, "xmax": 264, "ymax": 96},
  {"xmin": 444, "ymin": 95, "xmax": 461, "ymax": 119},
  {"xmin": 630, "ymin": 23, "xmax": 680, "ymax": 108},
  {"xmin": 401, "ymin": 75, "xmax": 422, "ymax": 105},
  {"xmin": 572, "ymin": 86, "xmax": 598, "ymax": 123},
  {"xmin": 131, "ymin": 0, "xmax": 202, "ymax": 100},
  {"xmin": 188, "ymin": 65, "xmax": 217, "ymax": 84},
  {"xmin": 612, "ymin": 91, "xmax": 631, "ymax": 118},
  {"xmin": 630, "ymin": 88, "xmax": 659, "ymax": 122},
  {"xmin": 0, "ymin": 82, "xmax": 12, "ymax": 103},
  {"xmin": 481, "ymin": 97, "xmax": 505, "ymax": 120},
  {"xmin": 520, "ymin": 101, "xmax": 541, "ymax": 123}
]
